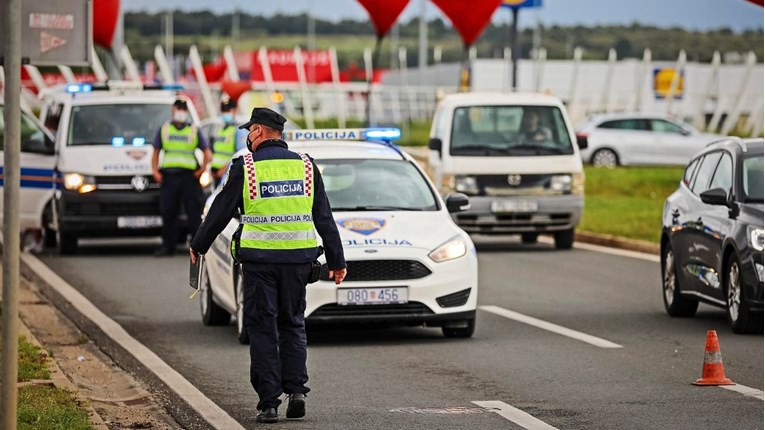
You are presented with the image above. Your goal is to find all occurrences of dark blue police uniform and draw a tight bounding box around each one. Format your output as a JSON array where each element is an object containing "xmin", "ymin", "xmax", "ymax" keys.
[{"xmin": 191, "ymin": 139, "xmax": 346, "ymax": 413}]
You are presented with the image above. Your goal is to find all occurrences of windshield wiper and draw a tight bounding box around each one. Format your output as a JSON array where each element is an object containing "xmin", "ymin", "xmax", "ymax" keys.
[
  {"xmin": 333, "ymin": 205, "xmax": 423, "ymax": 211},
  {"xmin": 506, "ymin": 145, "xmax": 570, "ymax": 155}
]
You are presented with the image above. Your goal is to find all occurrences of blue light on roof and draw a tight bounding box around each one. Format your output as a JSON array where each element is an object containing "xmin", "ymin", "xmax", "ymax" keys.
[
  {"xmin": 66, "ymin": 83, "xmax": 93, "ymax": 94},
  {"xmin": 161, "ymin": 84, "xmax": 185, "ymax": 91},
  {"xmin": 111, "ymin": 137, "xmax": 125, "ymax": 147},
  {"xmin": 132, "ymin": 137, "xmax": 146, "ymax": 147},
  {"xmin": 364, "ymin": 128, "xmax": 401, "ymax": 141}
]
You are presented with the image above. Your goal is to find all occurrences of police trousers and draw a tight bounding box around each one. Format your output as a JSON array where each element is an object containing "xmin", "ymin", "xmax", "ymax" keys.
[
  {"xmin": 242, "ymin": 262, "xmax": 312, "ymax": 410},
  {"xmin": 159, "ymin": 170, "xmax": 202, "ymax": 251}
]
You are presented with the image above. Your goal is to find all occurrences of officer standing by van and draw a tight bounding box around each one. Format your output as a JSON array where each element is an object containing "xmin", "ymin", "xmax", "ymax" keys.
[
  {"xmin": 209, "ymin": 98, "xmax": 247, "ymax": 185},
  {"xmin": 152, "ymin": 99, "xmax": 211, "ymax": 256},
  {"xmin": 189, "ymin": 107, "xmax": 347, "ymax": 424}
]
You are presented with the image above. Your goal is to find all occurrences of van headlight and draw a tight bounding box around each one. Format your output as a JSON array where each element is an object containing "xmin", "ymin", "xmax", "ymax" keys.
[
  {"xmin": 455, "ymin": 176, "xmax": 479, "ymax": 195},
  {"xmin": 199, "ymin": 171, "xmax": 213, "ymax": 188},
  {"xmin": 551, "ymin": 174, "xmax": 572, "ymax": 192},
  {"xmin": 63, "ymin": 173, "xmax": 96, "ymax": 193},
  {"xmin": 429, "ymin": 236, "xmax": 467, "ymax": 263},
  {"xmin": 749, "ymin": 226, "xmax": 764, "ymax": 252}
]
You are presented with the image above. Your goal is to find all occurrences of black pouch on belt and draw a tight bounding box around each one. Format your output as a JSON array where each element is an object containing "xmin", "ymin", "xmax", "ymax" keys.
[{"xmin": 309, "ymin": 246, "xmax": 324, "ymax": 284}]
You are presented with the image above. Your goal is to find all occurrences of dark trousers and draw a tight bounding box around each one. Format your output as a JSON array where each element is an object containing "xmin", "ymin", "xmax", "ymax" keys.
[
  {"xmin": 242, "ymin": 262, "xmax": 312, "ymax": 410},
  {"xmin": 159, "ymin": 170, "xmax": 202, "ymax": 251}
]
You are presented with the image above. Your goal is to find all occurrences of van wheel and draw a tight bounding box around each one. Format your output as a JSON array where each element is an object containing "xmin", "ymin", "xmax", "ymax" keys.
[
  {"xmin": 554, "ymin": 229, "xmax": 575, "ymax": 249},
  {"xmin": 235, "ymin": 275, "xmax": 250, "ymax": 345},
  {"xmin": 661, "ymin": 243, "xmax": 698, "ymax": 317},
  {"xmin": 726, "ymin": 255, "xmax": 762, "ymax": 334},
  {"xmin": 56, "ymin": 229, "xmax": 78, "ymax": 255},
  {"xmin": 442, "ymin": 318, "xmax": 475, "ymax": 338},
  {"xmin": 42, "ymin": 204, "xmax": 56, "ymax": 248},
  {"xmin": 200, "ymin": 264, "xmax": 231, "ymax": 326}
]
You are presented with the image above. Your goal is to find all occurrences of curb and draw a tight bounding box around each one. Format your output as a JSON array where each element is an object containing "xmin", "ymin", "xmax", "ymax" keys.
[{"xmin": 575, "ymin": 231, "xmax": 660, "ymax": 255}]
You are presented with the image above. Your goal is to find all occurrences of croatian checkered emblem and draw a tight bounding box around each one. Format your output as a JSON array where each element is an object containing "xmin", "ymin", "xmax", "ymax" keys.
[
  {"xmin": 244, "ymin": 153, "xmax": 257, "ymax": 199},
  {"xmin": 300, "ymin": 153, "xmax": 313, "ymax": 197}
]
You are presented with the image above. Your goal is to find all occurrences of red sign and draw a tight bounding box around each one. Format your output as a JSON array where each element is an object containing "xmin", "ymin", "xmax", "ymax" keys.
[
  {"xmin": 29, "ymin": 13, "xmax": 74, "ymax": 30},
  {"xmin": 356, "ymin": 0, "xmax": 411, "ymax": 37},
  {"xmin": 251, "ymin": 50, "xmax": 333, "ymax": 83},
  {"xmin": 93, "ymin": 0, "xmax": 120, "ymax": 49},
  {"xmin": 431, "ymin": 0, "xmax": 503, "ymax": 46}
]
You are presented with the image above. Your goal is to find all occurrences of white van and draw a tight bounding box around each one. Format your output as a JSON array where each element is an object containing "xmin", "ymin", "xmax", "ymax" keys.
[
  {"xmin": 0, "ymin": 82, "xmax": 208, "ymax": 254},
  {"xmin": 427, "ymin": 93, "xmax": 586, "ymax": 249}
]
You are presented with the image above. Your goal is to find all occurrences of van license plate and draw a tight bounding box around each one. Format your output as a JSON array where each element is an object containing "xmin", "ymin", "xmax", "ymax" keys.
[
  {"xmin": 491, "ymin": 200, "xmax": 538, "ymax": 213},
  {"xmin": 117, "ymin": 216, "xmax": 163, "ymax": 229},
  {"xmin": 337, "ymin": 287, "xmax": 408, "ymax": 305}
]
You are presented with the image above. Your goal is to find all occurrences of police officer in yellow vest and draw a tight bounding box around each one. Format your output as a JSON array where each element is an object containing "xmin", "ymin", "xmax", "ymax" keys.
[
  {"xmin": 189, "ymin": 108, "xmax": 347, "ymax": 424},
  {"xmin": 210, "ymin": 99, "xmax": 242, "ymax": 185},
  {"xmin": 152, "ymin": 99, "xmax": 212, "ymax": 256}
]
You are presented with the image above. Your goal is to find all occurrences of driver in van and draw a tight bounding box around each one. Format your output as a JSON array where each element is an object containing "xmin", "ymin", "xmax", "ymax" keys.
[{"xmin": 519, "ymin": 110, "xmax": 552, "ymax": 143}]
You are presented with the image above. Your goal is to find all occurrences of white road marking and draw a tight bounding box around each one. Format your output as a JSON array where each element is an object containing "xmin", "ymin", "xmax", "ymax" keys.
[
  {"xmin": 473, "ymin": 400, "xmax": 559, "ymax": 430},
  {"xmin": 20, "ymin": 252, "xmax": 246, "ymax": 430},
  {"xmin": 720, "ymin": 384, "xmax": 765, "ymax": 400},
  {"xmin": 538, "ymin": 236, "xmax": 659, "ymax": 263},
  {"xmin": 480, "ymin": 305, "xmax": 623, "ymax": 349}
]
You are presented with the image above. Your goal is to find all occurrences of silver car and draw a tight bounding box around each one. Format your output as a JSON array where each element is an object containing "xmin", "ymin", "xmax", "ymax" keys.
[{"xmin": 576, "ymin": 114, "xmax": 720, "ymax": 167}]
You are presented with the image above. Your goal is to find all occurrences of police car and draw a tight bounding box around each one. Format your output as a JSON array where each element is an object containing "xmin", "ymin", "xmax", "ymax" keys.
[
  {"xmin": 16, "ymin": 82, "xmax": 211, "ymax": 254},
  {"xmin": 199, "ymin": 128, "xmax": 478, "ymax": 341}
]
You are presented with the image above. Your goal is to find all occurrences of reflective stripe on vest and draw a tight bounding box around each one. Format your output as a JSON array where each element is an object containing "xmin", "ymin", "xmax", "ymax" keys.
[
  {"xmin": 160, "ymin": 123, "xmax": 199, "ymax": 170},
  {"xmin": 240, "ymin": 153, "xmax": 316, "ymax": 251},
  {"xmin": 211, "ymin": 125, "xmax": 237, "ymax": 169}
]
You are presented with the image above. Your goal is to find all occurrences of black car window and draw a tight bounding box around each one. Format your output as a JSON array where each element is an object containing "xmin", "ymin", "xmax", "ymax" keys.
[
  {"xmin": 683, "ymin": 157, "xmax": 700, "ymax": 186},
  {"xmin": 650, "ymin": 119, "xmax": 686, "ymax": 135},
  {"xmin": 708, "ymin": 153, "xmax": 733, "ymax": 193},
  {"xmin": 691, "ymin": 152, "xmax": 723, "ymax": 195},
  {"xmin": 598, "ymin": 119, "xmax": 648, "ymax": 131},
  {"xmin": 743, "ymin": 155, "xmax": 764, "ymax": 202}
]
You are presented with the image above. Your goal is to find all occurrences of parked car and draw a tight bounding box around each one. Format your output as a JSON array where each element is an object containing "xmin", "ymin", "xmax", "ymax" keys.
[
  {"xmin": 577, "ymin": 114, "xmax": 720, "ymax": 167},
  {"xmin": 661, "ymin": 137, "xmax": 763, "ymax": 333}
]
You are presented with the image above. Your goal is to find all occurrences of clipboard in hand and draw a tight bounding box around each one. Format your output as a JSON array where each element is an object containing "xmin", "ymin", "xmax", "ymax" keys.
[{"xmin": 189, "ymin": 255, "xmax": 205, "ymax": 293}]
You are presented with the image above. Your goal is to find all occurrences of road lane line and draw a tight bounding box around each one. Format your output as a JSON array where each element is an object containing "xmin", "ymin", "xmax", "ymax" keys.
[
  {"xmin": 479, "ymin": 305, "xmax": 623, "ymax": 349},
  {"xmin": 19, "ymin": 252, "xmax": 246, "ymax": 430},
  {"xmin": 720, "ymin": 384, "xmax": 764, "ymax": 400},
  {"xmin": 473, "ymin": 401, "xmax": 559, "ymax": 430},
  {"xmin": 538, "ymin": 237, "xmax": 660, "ymax": 263}
]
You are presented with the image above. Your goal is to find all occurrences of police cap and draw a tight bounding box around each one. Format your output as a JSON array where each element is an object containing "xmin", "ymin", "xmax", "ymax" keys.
[{"xmin": 239, "ymin": 107, "xmax": 287, "ymax": 132}]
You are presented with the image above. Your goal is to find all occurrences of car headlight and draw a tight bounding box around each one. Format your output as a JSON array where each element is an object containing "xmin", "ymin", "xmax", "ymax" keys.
[
  {"xmin": 455, "ymin": 176, "xmax": 479, "ymax": 194},
  {"xmin": 551, "ymin": 174, "xmax": 572, "ymax": 193},
  {"xmin": 748, "ymin": 226, "xmax": 764, "ymax": 252},
  {"xmin": 63, "ymin": 173, "xmax": 96, "ymax": 193},
  {"xmin": 199, "ymin": 171, "xmax": 213, "ymax": 188},
  {"xmin": 429, "ymin": 236, "xmax": 467, "ymax": 263}
]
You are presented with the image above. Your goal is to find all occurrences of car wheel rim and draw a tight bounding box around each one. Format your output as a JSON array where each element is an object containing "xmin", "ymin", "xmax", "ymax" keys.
[
  {"xmin": 664, "ymin": 250, "xmax": 676, "ymax": 306},
  {"xmin": 236, "ymin": 278, "xmax": 245, "ymax": 336},
  {"xmin": 728, "ymin": 262, "xmax": 740, "ymax": 322},
  {"xmin": 593, "ymin": 150, "xmax": 617, "ymax": 168}
]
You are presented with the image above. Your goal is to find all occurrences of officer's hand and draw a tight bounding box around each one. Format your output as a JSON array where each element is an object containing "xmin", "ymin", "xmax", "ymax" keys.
[
  {"xmin": 193, "ymin": 168, "xmax": 204, "ymax": 179},
  {"xmin": 189, "ymin": 248, "xmax": 199, "ymax": 265},
  {"xmin": 153, "ymin": 171, "xmax": 163, "ymax": 184},
  {"xmin": 329, "ymin": 268, "xmax": 347, "ymax": 285}
]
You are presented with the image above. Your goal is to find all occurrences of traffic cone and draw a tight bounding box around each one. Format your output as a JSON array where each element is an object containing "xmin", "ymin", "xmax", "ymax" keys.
[{"xmin": 692, "ymin": 330, "xmax": 734, "ymax": 386}]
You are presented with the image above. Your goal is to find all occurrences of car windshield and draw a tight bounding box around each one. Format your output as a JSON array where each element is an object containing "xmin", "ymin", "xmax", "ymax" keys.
[
  {"xmin": 317, "ymin": 159, "xmax": 438, "ymax": 211},
  {"xmin": 742, "ymin": 155, "xmax": 763, "ymax": 202},
  {"xmin": 67, "ymin": 104, "xmax": 171, "ymax": 146},
  {"xmin": 449, "ymin": 105, "xmax": 574, "ymax": 156}
]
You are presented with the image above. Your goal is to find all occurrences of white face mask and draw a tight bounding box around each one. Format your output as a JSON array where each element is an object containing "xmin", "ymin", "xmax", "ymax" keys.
[{"xmin": 173, "ymin": 111, "xmax": 189, "ymax": 123}]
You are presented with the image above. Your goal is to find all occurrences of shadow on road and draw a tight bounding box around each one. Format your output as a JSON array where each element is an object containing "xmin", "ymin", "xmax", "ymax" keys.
[{"xmin": 306, "ymin": 325, "xmax": 460, "ymax": 347}]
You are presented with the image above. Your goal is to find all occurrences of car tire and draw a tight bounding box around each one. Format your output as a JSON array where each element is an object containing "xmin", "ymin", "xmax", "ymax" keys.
[
  {"xmin": 661, "ymin": 242, "xmax": 698, "ymax": 317},
  {"xmin": 554, "ymin": 229, "xmax": 574, "ymax": 250},
  {"xmin": 725, "ymin": 254, "xmax": 762, "ymax": 334},
  {"xmin": 235, "ymin": 274, "xmax": 250, "ymax": 345},
  {"xmin": 521, "ymin": 233, "xmax": 538, "ymax": 244},
  {"xmin": 56, "ymin": 229, "xmax": 78, "ymax": 255},
  {"xmin": 200, "ymin": 265, "xmax": 231, "ymax": 326},
  {"xmin": 591, "ymin": 149, "xmax": 619, "ymax": 168},
  {"xmin": 442, "ymin": 318, "xmax": 475, "ymax": 338},
  {"xmin": 42, "ymin": 203, "xmax": 56, "ymax": 248}
]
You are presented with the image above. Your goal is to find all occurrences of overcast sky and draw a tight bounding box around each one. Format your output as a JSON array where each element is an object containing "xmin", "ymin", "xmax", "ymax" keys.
[{"xmin": 124, "ymin": 0, "xmax": 763, "ymax": 31}]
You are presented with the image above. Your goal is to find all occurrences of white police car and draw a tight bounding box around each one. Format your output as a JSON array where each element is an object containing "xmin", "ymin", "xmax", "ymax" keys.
[{"xmin": 199, "ymin": 128, "xmax": 478, "ymax": 342}]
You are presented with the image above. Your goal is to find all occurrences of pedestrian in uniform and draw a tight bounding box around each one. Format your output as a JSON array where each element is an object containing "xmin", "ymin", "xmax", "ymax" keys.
[
  {"xmin": 189, "ymin": 107, "xmax": 347, "ymax": 423},
  {"xmin": 152, "ymin": 100, "xmax": 211, "ymax": 256},
  {"xmin": 209, "ymin": 98, "xmax": 246, "ymax": 186}
]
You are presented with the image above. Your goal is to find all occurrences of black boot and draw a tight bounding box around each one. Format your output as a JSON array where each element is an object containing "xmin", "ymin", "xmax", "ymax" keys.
[
  {"xmin": 256, "ymin": 407, "xmax": 278, "ymax": 424},
  {"xmin": 286, "ymin": 393, "xmax": 306, "ymax": 419}
]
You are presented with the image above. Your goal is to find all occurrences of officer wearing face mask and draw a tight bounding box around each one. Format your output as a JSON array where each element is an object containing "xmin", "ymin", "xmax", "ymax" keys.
[
  {"xmin": 209, "ymin": 99, "xmax": 248, "ymax": 185},
  {"xmin": 151, "ymin": 99, "xmax": 212, "ymax": 256},
  {"xmin": 189, "ymin": 107, "xmax": 346, "ymax": 424}
]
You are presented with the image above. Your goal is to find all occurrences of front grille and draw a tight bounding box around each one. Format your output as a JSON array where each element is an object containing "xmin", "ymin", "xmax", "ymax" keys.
[
  {"xmin": 320, "ymin": 260, "xmax": 432, "ymax": 282},
  {"xmin": 475, "ymin": 174, "xmax": 565, "ymax": 197},
  {"xmin": 64, "ymin": 201, "xmax": 161, "ymax": 217},
  {"xmin": 95, "ymin": 175, "xmax": 160, "ymax": 191},
  {"xmin": 309, "ymin": 302, "xmax": 434, "ymax": 318},
  {"xmin": 436, "ymin": 289, "xmax": 471, "ymax": 308},
  {"xmin": 456, "ymin": 213, "xmax": 572, "ymax": 233}
]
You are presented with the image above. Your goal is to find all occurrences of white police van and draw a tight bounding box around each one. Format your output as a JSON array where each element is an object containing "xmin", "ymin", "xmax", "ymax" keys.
[
  {"xmin": 199, "ymin": 128, "xmax": 479, "ymax": 342},
  {"xmin": 3, "ymin": 82, "xmax": 211, "ymax": 254}
]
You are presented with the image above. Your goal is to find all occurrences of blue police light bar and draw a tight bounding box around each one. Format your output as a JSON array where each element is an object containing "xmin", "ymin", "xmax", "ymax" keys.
[
  {"xmin": 132, "ymin": 137, "xmax": 146, "ymax": 146},
  {"xmin": 65, "ymin": 83, "xmax": 93, "ymax": 94},
  {"xmin": 364, "ymin": 128, "xmax": 401, "ymax": 141},
  {"xmin": 283, "ymin": 128, "xmax": 402, "ymax": 142},
  {"xmin": 111, "ymin": 137, "xmax": 125, "ymax": 147},
  {"xmin": 160, "ymin": 83, "xmax": 185, "ymax": 91}
]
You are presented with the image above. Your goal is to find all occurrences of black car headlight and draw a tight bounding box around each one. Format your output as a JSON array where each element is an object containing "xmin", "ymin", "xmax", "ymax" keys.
[{"xmin": 748, "ymin": 226, "xmax": 764, "ymax": 252}]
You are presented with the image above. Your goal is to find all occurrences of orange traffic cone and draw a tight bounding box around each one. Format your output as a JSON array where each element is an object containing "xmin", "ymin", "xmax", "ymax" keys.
[{"xmin": 692, "ymin": 330, "xmax": 734, "ymax": 386}]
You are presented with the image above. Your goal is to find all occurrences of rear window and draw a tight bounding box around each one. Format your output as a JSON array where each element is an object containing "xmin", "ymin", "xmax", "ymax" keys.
[{"xmin": 67, "ymin": 104, "xmax": 171, "ymax": 146}]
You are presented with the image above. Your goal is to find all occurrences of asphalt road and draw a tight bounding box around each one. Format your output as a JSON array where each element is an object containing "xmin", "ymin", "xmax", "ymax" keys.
[{"xmin": 39, "ymin": 238, "xmax": 763, "ymax": 430}]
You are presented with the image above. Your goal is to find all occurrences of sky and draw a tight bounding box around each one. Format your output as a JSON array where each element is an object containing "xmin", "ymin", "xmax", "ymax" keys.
[{"xmin": 124, "ymin": 0, "xmax": 764, "ymax": 31}]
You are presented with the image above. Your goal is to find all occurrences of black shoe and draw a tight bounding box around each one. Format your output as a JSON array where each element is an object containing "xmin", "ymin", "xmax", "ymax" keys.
[
  {"xmin": 286, "ymin": 393, "xmax": 305, "ymax": 419},
  {"xmin": 153, "ymin": 248, "xmax": 174, "ymax": 257},
  {"xmin": 256, "ymin": 407, "xmax": 278, "ymax": 424}
]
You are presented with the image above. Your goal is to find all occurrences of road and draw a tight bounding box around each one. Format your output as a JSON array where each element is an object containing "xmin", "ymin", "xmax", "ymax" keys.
[{"xmin": 38, "ymin": 238, "xmax": 763, "ymax": 430}]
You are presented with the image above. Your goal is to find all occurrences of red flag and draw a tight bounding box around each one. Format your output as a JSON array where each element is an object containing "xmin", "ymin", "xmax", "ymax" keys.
[
  {"xmin": 745, "ymin": 0, "xmax": 763, "ymax": 6},
  {"xmin": 356, "ymin": 0, "xmax": 411, "ymax": 37},
  {"xmin": 221, "ymin": 80, "xmax": 252, "ymax": 103},
  {"xmin": 431, "ymin": 0, "xmax": 503, "ymax": 46},
  {"xmin": 93, "ymin": 0, "xmax": 120, "ymax": 49}
]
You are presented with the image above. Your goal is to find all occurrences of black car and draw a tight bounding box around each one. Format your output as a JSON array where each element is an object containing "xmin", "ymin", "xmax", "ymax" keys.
[{"xmin": 661, "ymin": 138, "xmax": 763, "ymax": 333}]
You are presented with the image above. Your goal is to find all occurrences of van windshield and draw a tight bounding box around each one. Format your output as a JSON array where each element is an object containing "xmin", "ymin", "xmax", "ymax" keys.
[
  {"xmin": 67, "ymin": 104, "xmax": 171, "ymax": 146},
  {"xmin": 449, "ymin": 105, "xmax": 574, "ymax": 156}
]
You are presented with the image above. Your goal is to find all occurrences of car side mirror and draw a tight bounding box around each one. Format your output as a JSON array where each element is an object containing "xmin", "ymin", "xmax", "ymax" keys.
[
  {"xmin": 700, "ymin": 188, "xmax": 729, "ymax": 207},
  {"xmin": 575, "ymin": 133, "xmax": 588, "ymax": 150},
  {"xmin": 428, "ymin": 137, "xmax": 442, "ymax": 155},
  {"xmin": 445, "ymin": 193, "xmax": 470, "ymax": 213}
]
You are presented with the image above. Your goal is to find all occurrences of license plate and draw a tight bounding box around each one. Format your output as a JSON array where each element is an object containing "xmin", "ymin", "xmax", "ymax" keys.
[
  {"xmin": 491, "ymin": 199, "xmax": 538, "ymax": 213},
  {"xmin": 337, "ymin": 287, "xmax": 408, "ymax": 306},
  {"xmin": 117, "ymin": 216, "xmax": 163, "ymax": 229}
]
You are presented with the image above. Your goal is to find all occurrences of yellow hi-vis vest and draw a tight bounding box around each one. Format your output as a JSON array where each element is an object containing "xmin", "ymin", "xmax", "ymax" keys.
[
  {"xmin": 160, "ymin": 122, "xmax": 199, "ymax": 170},
  {"xmin": 211, "ymin": 125, "xmax": 237, "ymax": 169},
  {"xmin": 239, "ymin": 153, "xmax": 317, "ymax": 250}
]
